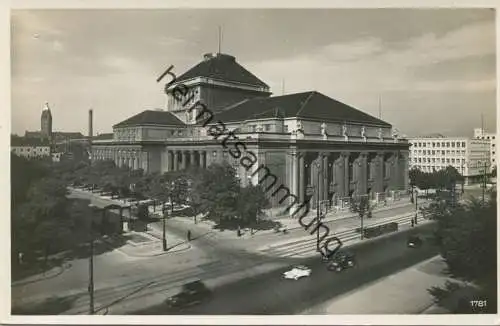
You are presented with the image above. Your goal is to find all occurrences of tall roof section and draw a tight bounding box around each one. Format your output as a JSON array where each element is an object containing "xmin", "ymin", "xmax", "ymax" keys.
[
  {"xmin": 114, "ymin": 110, "xmax": 186, "ymax": 128},
  {"xmin": 214, "ymin": 91, "xmax": 391, "ymax": 126},
  {"xmin": 176, "ymin": 53, "xmax": 269, "ymax": 89}
]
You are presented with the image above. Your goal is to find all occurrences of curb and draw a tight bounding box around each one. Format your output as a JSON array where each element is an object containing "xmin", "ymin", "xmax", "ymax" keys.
[
  {"xmin": 11, "ymin": 262, "xmax": 70, "ymax": 287},
  {"xmin": 114, "ymin": 241, "xmax": 192, "ymax": 258}
]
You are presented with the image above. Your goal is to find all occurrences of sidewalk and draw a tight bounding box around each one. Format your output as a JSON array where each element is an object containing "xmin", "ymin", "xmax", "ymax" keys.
[
  {"xmin": 172, "ymin": 199, "xmax": 422, "ymax": 241},
  {"xmin": 112, "ymin": 228, "xmax": 191, "ymax": 258},
  {"xmin": 301, "ymin": 255, "xmax": 453, "ymax": 314}
]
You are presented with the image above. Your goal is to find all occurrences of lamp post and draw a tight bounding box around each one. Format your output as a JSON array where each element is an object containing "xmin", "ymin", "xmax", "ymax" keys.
[
  {"xmin": 162, "ymin": 204, "xmax": 167, "ymax": 251},
  {"xmin": 162, "ymin": 182, "xmax": 174, "ymax": 252},
  {"xmin": 414, "ymin": 189, "xmax": 418, "ymax": 225},
  {"xmin": 87, "ymin": 204, "xmax": 98, "ymax": 315},
  {"xmin": 315, "ymin": 162, "xmax": 322, "ymax": 251}
]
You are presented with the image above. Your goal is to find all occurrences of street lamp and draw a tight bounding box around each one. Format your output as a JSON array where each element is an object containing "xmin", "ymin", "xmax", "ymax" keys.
[
  {"xmin": 87, "ymin": 204, "xmax": 100, "ymax": 315},
  {"xmin": 314, "ymin": 162, "xmax": 323, "ymax": 251},
  {"xmin": 414, "ymin": 189, "xmax": 418, "ymax": 225}
]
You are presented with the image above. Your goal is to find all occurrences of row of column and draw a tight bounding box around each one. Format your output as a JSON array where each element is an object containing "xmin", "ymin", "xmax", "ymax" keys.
[
  {"xmin": 93, "ymin": 148, "xmax": 144, "ymax": 170},
  {"xmin": 289, "ymin": 151, "xmax": 408, "ymax": 209},
  {"xmin": 163, "ymin": 149, "xmax": 209, "ymax": 172}
]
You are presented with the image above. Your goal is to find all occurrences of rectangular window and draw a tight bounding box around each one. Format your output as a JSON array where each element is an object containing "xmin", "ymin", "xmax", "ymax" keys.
[
  {"xmin": 452, "ymin": 159, "xmax": 455, "ymax": 163},
  {"xmin": 462, "ymin": 142, "xmax": 466, "ymax": 147},
  {"xmin": 437, "ymin": 143, "xmax": 440, "ymax": 147},
  {"xmin": 451, "ymin": 142, "xmax": 455, "ymax": 147},
  {"xmin": 432, "ymin": 150, "xmax": 435, "ymax": 155},
  {"xmin": 423, "ymin": 143, "xmax": 426, "ymax": 147},
  {"xmin": 446, "ymin": 159, "xmax": 450, "ymax": 163},
  {"xmin": 446, "ymin": 142, "xmax": 450, "ymax": 147},
  {"xmin": 284, "ymin": 125, "xmax": 289, "ymax": 132},
  {"xmin": 265, "ymin": 124, "xmax": 271, "ymax": 131},
  {"xmin": 441, "ymin": 158, "xmax": 445, "ymax": 163},
  {"xmin": 442, "ymin": 150, "xmax": 445, "ymax": 155}
]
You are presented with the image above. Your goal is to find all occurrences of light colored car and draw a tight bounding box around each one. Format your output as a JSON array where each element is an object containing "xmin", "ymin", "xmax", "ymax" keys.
[{"xmin": 283, "ymin": 265, "xmax": 312, "ymax": 280}]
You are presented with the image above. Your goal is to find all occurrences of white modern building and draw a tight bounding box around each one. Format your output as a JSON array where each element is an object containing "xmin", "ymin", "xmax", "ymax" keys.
[
  {"xmin": 11, "ymin": 136, "xmax": 51, "ymax": 159},
  {"xmin": 408, "ymin": 135, "xmax": 490, "ymax": 185},
  {"xmin": 473, "ymin": 128, "xmax": 497, "ymax": 170}
]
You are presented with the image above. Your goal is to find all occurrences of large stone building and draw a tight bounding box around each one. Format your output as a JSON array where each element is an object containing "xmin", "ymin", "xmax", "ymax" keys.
[{"xmin": 92, "ymin": 52, "xmax": 409, "ymax": 212}]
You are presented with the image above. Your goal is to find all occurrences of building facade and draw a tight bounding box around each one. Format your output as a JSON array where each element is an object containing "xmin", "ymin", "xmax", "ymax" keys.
[
  {"xmin": 474, "ymin": 127, "xmax": 496, "ymax": 170},
  {"xmin": 408, "ymin": 136, "xmax": 490, "ymax": 184},
  {"xmin": 92, "ymin": 52, "xmax": 410, "ymax": 213},
  {"xmin": 11, "ymin": 136, "xmax": 51, "ymax": 159}
]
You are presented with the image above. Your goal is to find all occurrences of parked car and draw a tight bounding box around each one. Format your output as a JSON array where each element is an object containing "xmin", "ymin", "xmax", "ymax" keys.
[
  {"xmin": 283, "ymin": 265, "xmax": 312, "ymax": 280},
  {"xmin": 165, "ymin": 280, "xmax": 212, "ymax": 309},
  {"xmin": 327, "ymin": 250, "xmax": 357, "ymax": 272},
  {"xmin": 407, "ymin": 235, "xmax": 423, "ymax": 248}
]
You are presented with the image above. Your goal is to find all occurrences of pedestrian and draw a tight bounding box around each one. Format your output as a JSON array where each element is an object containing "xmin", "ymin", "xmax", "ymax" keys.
[
  {"xmin": 187, "ymin": 230, "xmax": 192, "ymax": 242},
  {"xmin": 18, "ymin": 252, "xmax": 24, "ymax": 265},
  {"xmin": 411, "ymin": 219, "xmax": 415, "ymax": 227}
]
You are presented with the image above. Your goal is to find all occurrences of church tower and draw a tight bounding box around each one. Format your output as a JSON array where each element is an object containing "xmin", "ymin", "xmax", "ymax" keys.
[{"xmin": 41, "ymin": 102, "xmax": 53, "ymax": 140}]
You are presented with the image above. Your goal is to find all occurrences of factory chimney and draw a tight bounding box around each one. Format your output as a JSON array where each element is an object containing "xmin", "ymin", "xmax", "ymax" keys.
[{"xmin": 88, "ymin": 109, "xmax": 93, "ymax": 139}]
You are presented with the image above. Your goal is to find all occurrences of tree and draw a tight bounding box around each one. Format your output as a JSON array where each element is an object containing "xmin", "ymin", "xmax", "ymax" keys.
[
  {"xmin": 427, "ymin": 191, "xmax": 497, "ymax": 313},
  {"xmin": 196, "ymin": 163, "xmax": 239, "ymax": 226},
  {"xmin": 237, "ymin": 184, "xmax": 269, "ymax": 233},
  {"xmin": 491, "ymin": 165, "xmax": 497, "ymax": 178},
  {"xmin": 13, "ymin": 177, "xmax": 72, "ymax": 266}
]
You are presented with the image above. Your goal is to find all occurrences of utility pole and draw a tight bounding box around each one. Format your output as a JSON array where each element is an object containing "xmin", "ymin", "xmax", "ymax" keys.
[
  {"xmin": 414, "ymin": 189, "xmax": 418, "ymax": 224},
  {"xmin": 482, "ymin": 161, "xmax": 487, "ymax": 204},
  {"xmin": 162, "ymin": 205, "xmax": 167, "ymax": 251},
  {"xmin": 360, "ymin": 196, "xmax": 364, "ymax": 240},
  {"xmin": 316, "ymin": 162, "xmax": 321, "ymax": 251},
  {"xmin": 87, "ymin": 208, "xmax": 96, "ymax": 315},
  {"xmin": 218, "ymin": 26, "xmax": 222, "ymax": 54},
  {"xmin": 378, "ymin": 95, "xmax": 382, "ymax": 119}
]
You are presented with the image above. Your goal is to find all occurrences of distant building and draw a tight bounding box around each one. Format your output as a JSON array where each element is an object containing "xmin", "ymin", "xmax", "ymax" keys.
[
  {"xmin": 40, "ymin": 102, "xmax": 52, "ymax": 139},
  {"xmin": 24, "ymin": 102, "xmax": 86, "ymax": 143},
  {"xmin": 408, "ymin": 135, "xmax": 490, "ymax": 184},
  {"xmin": 11, "ymin": 136, "xmax": 51, "ymax": 160},
  {"xmin": 473, "ymin": 127, "xmax": 496, "ymax": 170}
]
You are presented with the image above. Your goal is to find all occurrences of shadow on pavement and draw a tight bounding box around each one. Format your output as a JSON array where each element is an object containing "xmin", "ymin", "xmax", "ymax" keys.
[{"xmin": 12, "ymin": 295, "xmax": 80, "ymax": 315}]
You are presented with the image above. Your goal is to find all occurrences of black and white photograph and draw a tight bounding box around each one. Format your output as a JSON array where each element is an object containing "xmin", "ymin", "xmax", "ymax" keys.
[{"xmin": 4, "ymin": 2, "xmax": 499, "ymax": 324}]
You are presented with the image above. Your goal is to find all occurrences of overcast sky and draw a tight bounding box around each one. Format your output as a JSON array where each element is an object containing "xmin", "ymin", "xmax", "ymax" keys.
[{"xmin": 11, "ymin": 8, "xmax": 496, "ymax": 137}]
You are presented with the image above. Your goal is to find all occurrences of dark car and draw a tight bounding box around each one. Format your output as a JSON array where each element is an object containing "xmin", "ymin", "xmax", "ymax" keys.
[
  {"xmin": 407, "ymin": 235, "xmax": 423, "ymax": 248},
  {"xmin": 327, "ymin": 251, "xmax": 357, "ymax": 272},
  {"xmin": 165, "ymin": 280, "xmax": 212, "ymax": 309}
]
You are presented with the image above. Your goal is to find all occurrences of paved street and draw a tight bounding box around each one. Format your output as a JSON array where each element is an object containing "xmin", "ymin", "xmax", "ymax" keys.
[
  {"xmin": 12, "ymin": 188, "xmax": 434, "ymax": 315},
  {"xmin": 131, "ymin": 223, "xmax": 438, "ymax": 315},
  {"xmin": 301, "ymin": 255, "xmax": 449, "ymax": 314}
]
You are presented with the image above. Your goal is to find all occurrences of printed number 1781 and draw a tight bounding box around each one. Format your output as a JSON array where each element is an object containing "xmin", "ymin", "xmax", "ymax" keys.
[{"xmin": 470, "ymin": 300, "xmax": 487, "ymax": 308}]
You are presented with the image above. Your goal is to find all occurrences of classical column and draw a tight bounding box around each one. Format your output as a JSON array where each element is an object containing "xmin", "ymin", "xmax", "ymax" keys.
[
  {"xmin": 322, "ymin": 153, "xmax": 329, "ymax": 203},
  {"xmin": 190, "ymin": 150, "xmax": 196, "ymax": 168},
  {"xmin": 298, "ymin": 152, "xmax": 305, "ymax": 203},
  {"xmin": 343, "ymin": 152, "xmax": 350, "ymax": 197},
  {"xmin": 400, "ymin": 151, "xmax": 409, "ymax": 190},
  {"xmin": 201, "ymin": 151, "xmax": 206, "ymax": 168},
  {"xmin": 390, "ymin": 152, "xmax": 399, "ymax": 189},
  {"xmin": 319, "ymin": 153, "xmax": 324, "ymax": 203},
  {"xmin": 358, "ymin": 153, "xmax": 368, "ymax": 195},
  {"xmin": 133, "ymin": 153, "xmax": 139, "ymax": 170},
  {"xmin": 375, "ymin": 152, "xmax": 384, "ymax": 193},
  {"xmin": 179, "ymin": 150, "xmax": 185, "ymax": 170},
  {"xmin": 173, "ymin": 150, "xmax": 179, "ymax": 171}
]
